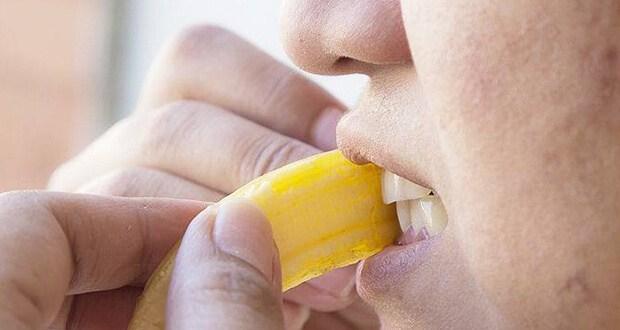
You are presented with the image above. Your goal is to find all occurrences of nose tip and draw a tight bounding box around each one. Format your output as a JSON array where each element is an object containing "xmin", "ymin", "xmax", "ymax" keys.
[{"xmin": 280, "ymin": 0, "xmax": 411, "ymax": 76}]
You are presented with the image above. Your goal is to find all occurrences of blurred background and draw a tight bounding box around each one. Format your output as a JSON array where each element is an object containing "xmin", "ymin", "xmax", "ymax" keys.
[{"xmin": 0, "ymin": 0, "xmax": 366, "ymax": 192}]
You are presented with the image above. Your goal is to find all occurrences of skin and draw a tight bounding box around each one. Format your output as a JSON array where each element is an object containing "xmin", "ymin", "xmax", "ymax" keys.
[
  {"xmin": 1, "ymin": 0, "xmax": 619, "ymax": 329},
  {"xmin": 0, "ymin": 192, "xmax": 285, "ymax": 329},
  {"xmin": 283, "ymin": 0, "xmax": 620, "ymax": 328},
  {"xmin": 49, "ymin": 26, "xmax": 373, "ymax": 329}
]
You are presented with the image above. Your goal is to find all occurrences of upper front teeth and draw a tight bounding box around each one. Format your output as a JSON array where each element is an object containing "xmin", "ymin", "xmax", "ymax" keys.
[
  {"xmin": 382, "ymin": 171, "xmax": 448, "ymax": 235},
  {"xmin": 382, "ymin": 170, "xmax": 431, "ymax": 204}
]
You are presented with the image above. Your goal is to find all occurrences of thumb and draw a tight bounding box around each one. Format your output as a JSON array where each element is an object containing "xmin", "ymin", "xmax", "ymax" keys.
[{"xmin": 167, "ymin": 199, "xmax": 284, "ymax": 330}]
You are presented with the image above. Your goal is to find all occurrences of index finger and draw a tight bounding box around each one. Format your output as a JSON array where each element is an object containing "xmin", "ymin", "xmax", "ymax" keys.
[
  {"xmin": 138, "ymin": 25, "xmax": 345, "ymax": 150},
  {"xmin": 0, "ymin": 191, "xmax": 203, "ymax": 329}
]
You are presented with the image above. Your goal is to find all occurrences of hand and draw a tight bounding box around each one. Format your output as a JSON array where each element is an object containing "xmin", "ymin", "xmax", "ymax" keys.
[
  {"xmin": 49, "ymin": 26, "xmax": 378, "ymax": 329},
  {"xmin": 169, "ymin": 199, "xmax": 283, "ymax": 329},
  {"xmin": 0, "ymin": 192, "xmax": 291, "ymax": 329},
  {"xmin": 0, "ymin": 191, "xmax": 204, "ymax": 329}
]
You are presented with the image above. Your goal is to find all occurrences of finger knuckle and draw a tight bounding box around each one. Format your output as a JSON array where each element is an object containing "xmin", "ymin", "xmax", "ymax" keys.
[
  {"xmin": 257, "ymin": 65, "xmax": 297, "ymax": 106},
  {"xmin": 237, "ymin": 135, "xmax": 313, "ymax": 184},
  {"xmin": 148, "ymin": 25, "xmax": 239, "ymax": 103},
  {"xmin": 136, "ymin": 101, "xmax": 203, "ymax": 160},
  {"xmin": 166, "ymin": 24, "xmax": 236, "ymax": 65},
  {"xmin": 258, "ymin": 64, "xmax": 307, "ymax": 104},
  {"xmin": 0, "ymin": 191, "xmax": 46, "ymax": 230},
  {"xmin": 255, "ymin": 61, "xmax": 328, "ymax": 139},
  {"xmin": 0, "ymin": 190, "xmax": 40, "ymax": 209}
]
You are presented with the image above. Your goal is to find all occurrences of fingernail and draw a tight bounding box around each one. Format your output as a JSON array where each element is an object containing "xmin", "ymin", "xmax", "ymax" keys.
[
  {"xmin": 213, "ymin": 199, "xmax": 275, "ymax": 281},
  {"xmin": 311, "ymin": 107, "xmax": 344, "ymax": 150}
]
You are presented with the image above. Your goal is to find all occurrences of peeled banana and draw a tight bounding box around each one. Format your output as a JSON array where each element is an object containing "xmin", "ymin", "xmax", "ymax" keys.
[{"xmin": 129, "ymin": 150, "xmax": 399, "ymax": 329}]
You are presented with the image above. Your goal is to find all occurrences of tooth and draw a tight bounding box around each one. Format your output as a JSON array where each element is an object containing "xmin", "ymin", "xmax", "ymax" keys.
[
  {"xmin": 388, "ymin": 172, "xmax": 448, "ymax": 237},
  {"xmin": 382, "ymin": 171, "xmax": 432, "ymax": 204},
  {"xmin": 419, "ymin": 196, "xmax": 448, "ymax": 236},
  {"xmin": 398, "ymin": 197, "xmax": 449, "ymax": 237},
  {"xmin": 396, "ymin": 200, "xmax": 412, "ymax": 232},
  {"xmin": 409, "ymin": 199, "xmax": 430, "ymax": 233},
  {"xmin": 430, "ymin": 197, "xmax": 448, "ymax": 234}
]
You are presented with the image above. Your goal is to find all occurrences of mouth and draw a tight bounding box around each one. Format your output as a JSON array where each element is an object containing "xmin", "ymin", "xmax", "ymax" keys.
[
  {"xmin": 382, "ymin": 170, "xmax": 448, "ymax": 239},
  {"xmin": 354, "ymin": 170, "xmax": 447, "ymax": 292}
]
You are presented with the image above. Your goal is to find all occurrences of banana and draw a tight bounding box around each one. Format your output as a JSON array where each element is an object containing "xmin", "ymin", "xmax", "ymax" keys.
[{"xmin": 129, "ymin": 150, "xmax": 399, "ymax": 329}]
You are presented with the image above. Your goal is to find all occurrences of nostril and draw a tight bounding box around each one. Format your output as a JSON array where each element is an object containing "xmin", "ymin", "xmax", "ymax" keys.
[
  {"xmin": 332, "ymin": 57, "xmax": 356, "ymax": 72},
  {"xmin": 281, "ymin": 0, "xmax": 409, "ymax": 76},
  {"xmin": 330, "ymin": 56, "xmax": 375, "ymax": 75},
  {"xmin": 334, "ymin": 57, "xmax": 354, "ymax": 66}
]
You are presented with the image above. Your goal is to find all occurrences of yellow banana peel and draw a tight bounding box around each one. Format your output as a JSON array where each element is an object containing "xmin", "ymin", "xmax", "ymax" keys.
[{"xmin": 129, "ymin": 150, "xmax": 399, "ymax": 329}]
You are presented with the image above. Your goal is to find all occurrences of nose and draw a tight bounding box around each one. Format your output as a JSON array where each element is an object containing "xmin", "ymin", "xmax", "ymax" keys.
[{"xmin": 280, "ymin": 0, "xmax": 411, "ymax": 75}]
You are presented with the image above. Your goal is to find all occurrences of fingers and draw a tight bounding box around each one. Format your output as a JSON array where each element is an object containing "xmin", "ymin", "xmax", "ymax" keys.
[
  {"xmin": 77, "ymin": 166, "xmax": 224, "ymax": 201},
  {"xmin": 50, "ymin": 102, "xmax": 320, "ymax": 194},
  {"xmin": 64, "ymin": 287, "xmax": 142, "ymax": 330},
  {"xmin": 302, "ymin": 311, "xmax": 357, "ymax": 330},
  {"xmin": 0, "ymin": 191, "xmax": 203, "ymax": 329},
  {"xmin": 283, "ymin": 265, "xmax": 357, "ymax": 312},
  {"xmin": 49, "ymin": 288, "xmax": 142, "ymax": 330},
  {"xmin": 139, "ymin": 25, "xmax": 344, "ymax": 150},
  {"xmin": 299, "ymin": 298, "xmax": 380, "ymax": 330},
  {"xmin": 282, "ymin": 302, "xmax": 310, "ymax": 330},
  {"xmin": 167, "ymin": 199, "xmax": 283, "ymax": 330},
  {"xmin": 327, "ymin": 298, "xmax": 381, "ymax": 330}
]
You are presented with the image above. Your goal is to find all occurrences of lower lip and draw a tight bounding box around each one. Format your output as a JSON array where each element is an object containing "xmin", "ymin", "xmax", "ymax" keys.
[{"xmin": 355, "ymin": 227, "xmax": 439, "ymax": 293}]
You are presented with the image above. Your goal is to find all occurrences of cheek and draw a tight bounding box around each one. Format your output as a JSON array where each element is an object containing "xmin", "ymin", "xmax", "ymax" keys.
[{"xmin": 403, "ymin": 1, "xmax": 620, "ymax": 325}]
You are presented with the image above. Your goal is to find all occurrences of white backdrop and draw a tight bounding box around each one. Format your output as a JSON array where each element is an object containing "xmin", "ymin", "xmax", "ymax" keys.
[{"xmin": 115, "ymin": 0, "xmax": 367, "ymax": 116}]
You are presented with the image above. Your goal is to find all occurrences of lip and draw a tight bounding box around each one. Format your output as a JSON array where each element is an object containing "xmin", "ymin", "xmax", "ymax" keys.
[
  {"xmin": 336, "ymin": 77, "xmax": 442, "ymax": 294},
  {"xmin": 344, "ymin": 143, "xmax": 443, "ymax": 289},
  {"xmin": 355, "ymin": 225, "xmax": 442, "ymax": 295},
  {"xmin": 348, "ymin": 152, "xmax": 442, "ymax": 292},
  {"xmin": 336, "ymin": 69, "xmax": 437, "ymax": 190}
]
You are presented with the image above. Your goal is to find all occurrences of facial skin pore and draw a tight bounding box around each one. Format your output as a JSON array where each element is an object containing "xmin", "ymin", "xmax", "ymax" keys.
[{"xmin": 282, "ymin": 0, "xmax": 620, "ymax": 328}]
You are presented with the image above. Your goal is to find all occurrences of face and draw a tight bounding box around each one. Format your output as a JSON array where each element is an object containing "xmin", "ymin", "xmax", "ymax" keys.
[{"xmin": 281, "ymin": 0, "xmax": 620, "ymax": 328}]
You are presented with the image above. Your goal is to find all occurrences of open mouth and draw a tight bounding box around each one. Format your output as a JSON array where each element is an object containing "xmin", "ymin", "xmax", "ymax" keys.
[
  {"xmin": 382, "ymin": 170, "xmax": 448, "ymax": 243},
  {"xmin": 354, "ymin": 170, "xmax": 447, "ymax": 292}
]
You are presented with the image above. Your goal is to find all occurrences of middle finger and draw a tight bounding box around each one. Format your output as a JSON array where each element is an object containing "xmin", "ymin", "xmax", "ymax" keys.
[
  {"xmin": 138, "ymin": 25, "xmax": 345, "ymax": 150},
  {"xmin": 50, "ymin": 101, "xmax": 320, "ymax": 194},
  {"xmin": 77, "ymin": 166, "xmax": 224, "ymax": 201}
]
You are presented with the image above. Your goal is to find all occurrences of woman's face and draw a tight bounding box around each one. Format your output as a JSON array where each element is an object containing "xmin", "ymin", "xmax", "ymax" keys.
[{"xmin": 281, "ymin": 0, "xmax": 620, "ymax": 328}]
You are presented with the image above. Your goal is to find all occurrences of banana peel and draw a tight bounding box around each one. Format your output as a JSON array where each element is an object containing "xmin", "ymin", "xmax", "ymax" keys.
[{"xmin": 129, "ymin": 150, "xmax": 399, "ymax": 329}]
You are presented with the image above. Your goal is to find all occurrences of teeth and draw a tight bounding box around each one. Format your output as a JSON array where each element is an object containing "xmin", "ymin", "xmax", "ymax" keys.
[
  {"xmin": 419, "ymin": 197, "xmax": 448, "ymax": 236},
  {"xmin": 409, "ymin": 199, "xmax": 432, "ymax": 233},
  {"xmin": 382, "ymin": 170, "xmax": 432, "ymax": 204},
  {"xmin": 384, "ymin": 171, "xmax": 448, "ymax": 236},
  {"xmin": 396, "ymin": 200, "xmax": 412, "ymax": 232}
]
